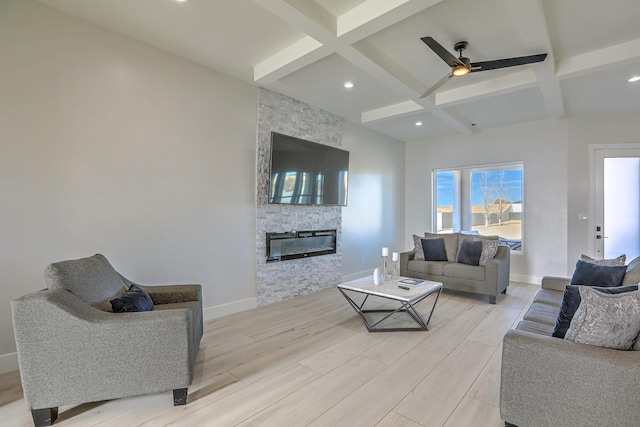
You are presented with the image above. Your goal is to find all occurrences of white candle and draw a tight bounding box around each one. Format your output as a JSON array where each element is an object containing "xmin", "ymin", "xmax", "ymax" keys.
[
  {"xmin": 382, "ymin": 247, "xmax": 389, "ymax": 257},
  {"xmin": 392, "ymin": 252, "xmax": 399, "ymax": 262}
]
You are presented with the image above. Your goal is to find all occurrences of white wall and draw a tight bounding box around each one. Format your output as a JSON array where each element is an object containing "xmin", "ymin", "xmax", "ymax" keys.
[
  {"xmin": 0, "ymin": 0, "xmax": 410, "ymax": 374},
  {"xmin": 342, "ymin": 121, "xmax": 406, "ymax": 280},
  {"xmin": 405, "ymin": 118, "xmax": 569, "ymax": 284},
  {"xmin": 0, "ymin": 0, "xmax": 258, "ymax": 371},
  {"xmin": 567, "ymin": 114, "xmax": 640, "ymax": 273}
]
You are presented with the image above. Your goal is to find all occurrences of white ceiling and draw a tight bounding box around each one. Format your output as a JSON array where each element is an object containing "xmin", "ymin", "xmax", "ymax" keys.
[{"xmin": 36, "ymin": 0, "xmax": 640, "ymax": 142}]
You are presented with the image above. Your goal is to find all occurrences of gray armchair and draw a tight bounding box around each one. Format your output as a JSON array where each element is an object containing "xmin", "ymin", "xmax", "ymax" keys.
[{"xmin": 11, "ymin": 254, "xmax": 203, "ymax": 427}]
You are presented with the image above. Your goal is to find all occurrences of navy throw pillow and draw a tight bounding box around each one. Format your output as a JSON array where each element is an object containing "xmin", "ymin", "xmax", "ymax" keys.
[
  {"xmin": 457, "ymin": 239, "xmax": 483, "ymax": 266},
  {"xmin": 552, "ymin": 284, "xmax": 638, "ymax": 338},
  {"xmin": 569, "ymin": 259, "xmax": 627, "ymax": 287},
  {"xmin": 110, "ymin": 284, "xmax": 154, "ymax": 313},
  {"xmin": 421, "ymin": 238, "xmax": 448, "ymax": 261}
]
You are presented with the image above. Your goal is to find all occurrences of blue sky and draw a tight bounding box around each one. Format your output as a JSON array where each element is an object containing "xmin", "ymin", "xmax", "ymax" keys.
[{"xmin": 436, "ymin": 169, "xmax": 523, "ymax": 206}]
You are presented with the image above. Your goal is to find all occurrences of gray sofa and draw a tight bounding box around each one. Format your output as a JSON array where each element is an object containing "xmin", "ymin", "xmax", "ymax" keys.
[
  {"xmin": 400, "ymin": 232, "xmax": 510, "ymax": 303},
  {"xmin": 500, "ymin": 257, "xmax": 640, "ymax": 427},
  {"xmin": 11, "ymin": 254, "xmax": 203, "ymax": 427}
]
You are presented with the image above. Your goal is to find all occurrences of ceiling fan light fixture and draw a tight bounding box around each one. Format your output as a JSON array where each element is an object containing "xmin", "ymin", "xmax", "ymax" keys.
[{"xmin": 452, "ymin": 64, "xmax": 469, "ymax": 76}]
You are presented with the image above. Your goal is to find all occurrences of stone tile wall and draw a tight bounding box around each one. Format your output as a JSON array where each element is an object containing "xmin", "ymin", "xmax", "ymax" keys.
[{"xmin": 256, "ymin": 88, "xmax": 344, "ymax": 305}]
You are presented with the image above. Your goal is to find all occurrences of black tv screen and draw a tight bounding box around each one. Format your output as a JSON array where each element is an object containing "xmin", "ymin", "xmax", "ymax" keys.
[{"xmin": 269, "ymin": 132, "xmax": 349, "ymax": 206}]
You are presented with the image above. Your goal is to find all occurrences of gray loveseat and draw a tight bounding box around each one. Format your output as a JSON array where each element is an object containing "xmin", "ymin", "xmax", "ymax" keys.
[
  {"xmin": 400, "ymin": 232, "xmax": 510, "ymax": 303},
  {"xmin": 11, "ymin": 254, "xmax": 203, "ymax": 427},
  {"xmin": 500, "ymin": 257, "xmax": 640, "ymax": 427}
]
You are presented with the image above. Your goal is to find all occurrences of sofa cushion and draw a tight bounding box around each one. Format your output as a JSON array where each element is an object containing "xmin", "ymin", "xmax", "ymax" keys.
[
  {"xmin": 44, "ymin": 254, "xmax": 128, "ymax": 305},
  {"xmin": 515, "ymin": 319, "xmax": 555, "ymax": 336},
  {"xmin": 581, "ymin": 253, "xmax": 626, "ymax": 266},
  {"xmin": 622, "ymin": 256, "xmax": 640, "ymax": 286},
  {"xmin": 457, "ymin": 240, "xmax": 483, "ymax": 266},
  {"xmin": 522, "ymin": 302, "xmax": 559, "ymax": 326},
  {"xmin": 565, "ymin": 286, "xmax": 640, "ymax": 350},
  {"xmin": 110, "ymin": 284, "xmax": 154, "ymax": 313},
  {"xmin": 552, "ymin": 284, "xmax": 639, "ymax": 339},
  {"xmin": 422, "ymin": 238, "xmax": 448, "ymax": 261},
  {"xmin": 412, "ymin": 234, "xmax": 426, "ymax": 261},
  {"xmin": 407, "ymin": 260, "xmax": 446, "ymax": 276},
  {"xmin": 442, "ymin": 262, "xmax": 485, "ymax": 281},
  {"xmin": 425, "ymin": 232, "xmax": 459, "ymax": 262},
  {"xmin": 533, "ymin": 289, "xmax": 564, "ymax": 307},
  {"xmin": 569, "ymin": 259, "xmax": 626, "ymax": 288}
]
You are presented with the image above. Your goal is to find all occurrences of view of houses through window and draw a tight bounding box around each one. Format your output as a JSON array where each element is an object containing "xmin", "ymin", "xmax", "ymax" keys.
[{"xmin": 435, "ymin": 163, "xmax": 523, "ymax": 251}]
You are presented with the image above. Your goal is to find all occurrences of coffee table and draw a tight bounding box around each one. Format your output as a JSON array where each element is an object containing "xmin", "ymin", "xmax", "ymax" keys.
[{"xmin": 337, "ymin": 276, "xmax": 443, "ymax": 332}]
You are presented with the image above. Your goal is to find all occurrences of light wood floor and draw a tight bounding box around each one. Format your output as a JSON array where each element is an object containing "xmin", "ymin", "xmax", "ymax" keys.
[{"xmin": 0, "ymin": 281, "xmax": 538, "ymax": 427}]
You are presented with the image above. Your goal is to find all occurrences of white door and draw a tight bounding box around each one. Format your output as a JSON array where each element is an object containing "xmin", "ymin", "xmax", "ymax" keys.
[{"xmin": 593, "ymin": 148, "xmax": 640, "ymax": 260}]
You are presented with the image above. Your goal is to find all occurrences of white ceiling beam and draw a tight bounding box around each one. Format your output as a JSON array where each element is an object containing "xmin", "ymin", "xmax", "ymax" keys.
[
  {"xmin": 508, "ymin": 0, "xmax": 564, "ymax": 117},
  {"xmin": 435, "ymin": 69, "xmax": 538, "ymax": 107},
  {"xmin": 337, "ymin": 0, "xmax": 443, "ymax": 43},
  {"xmin": 362, "ymin": 101, "xmax": 423, "ymax": 123},
  {"xmin": 350, "ymin": 41, "xmax": 427, "ymax": 97},
  {"xmin": 348, "ymin": 41, "xmax": 471, "ymax": 133},
  {"xmin": 254, "ymin": 37, "xmax": 328, "ymax": 84},
  {"xmin": 254, "ymin": 0, "xmax": 471, "ymax": 133},
  {"xmin": 556, "ymin": 38, "xmax": 640, "ymax": 79},
  {"xmin": 253, "ymin": 0, "xmax": 443, "ymax": 87},
  {"xmin": 253, "ymin": 0, "xmax": 334, "ymax": 42}
]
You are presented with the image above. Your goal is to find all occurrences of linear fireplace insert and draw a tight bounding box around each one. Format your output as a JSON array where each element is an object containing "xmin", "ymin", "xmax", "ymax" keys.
[{"xmin": 266, "ymin": 229, "xmax": 337, "ymax": 262}]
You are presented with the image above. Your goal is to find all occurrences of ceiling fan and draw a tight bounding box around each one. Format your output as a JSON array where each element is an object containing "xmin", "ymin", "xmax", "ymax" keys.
[{"xmin": 419, "ymin": 36, "xmax": 547, "ymax": 98}]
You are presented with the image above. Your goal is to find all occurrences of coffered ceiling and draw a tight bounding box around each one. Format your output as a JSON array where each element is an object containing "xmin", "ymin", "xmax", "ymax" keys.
[{"xmin": 37, "ymin": 0, "xmax": 640, "ymax": 142}]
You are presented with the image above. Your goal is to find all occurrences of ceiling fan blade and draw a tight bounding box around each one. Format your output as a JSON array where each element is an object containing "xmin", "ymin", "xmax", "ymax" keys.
[
  {"xmin": 421, "ymin": 37, "xmax": 464, "ymax": 67},
  {"xmin": 470, "ymin": 53, "xmax": 547, "ymax": 72},
  {"xmin": 419, "ymin": 73, "xmax": 453, "ymax": 99}
]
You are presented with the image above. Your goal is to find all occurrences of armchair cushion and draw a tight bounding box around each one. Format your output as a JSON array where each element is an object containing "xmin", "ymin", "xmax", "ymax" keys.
[
  {"xmin": 110, "ymin": 285, "xmax": 154, "ymax": 313},
  {"xmin": 45, "ymin": 254, "xmax": 128, "ymax": 305}
]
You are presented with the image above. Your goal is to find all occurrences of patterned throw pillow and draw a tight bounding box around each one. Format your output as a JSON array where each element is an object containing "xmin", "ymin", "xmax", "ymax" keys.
[
  {"xmin": 552, "ymin": 284, "xmax": 639, "ymax": 339},
  {"xmin": 581, "ymin": 254, "xmax": 626, "ymax": 266},
  {"xmin": 475, "ymin": 238, "xmax": 500, "ymax": 266},
  {"xmin": 565, "ymin": 286, "xmax": 640, "ymax": 350},
  {"xmin": 413, "ymin": 234, "xmax": 425, "ymax": 261}
]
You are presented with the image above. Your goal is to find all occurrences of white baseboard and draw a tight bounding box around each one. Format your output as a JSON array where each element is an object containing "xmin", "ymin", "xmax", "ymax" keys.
[
  {"xmin": 510, "ymin": 274, "xmax": 542, "ymax": 285},
  {"xmin": 341, "ymin": 270, "xmax": 371, "ymax": 283},
  {"xmin": 0, "ymin": 352, "xmax": 19, "ymax": 375},
  {"xmin": 203, "ymin": 297, "xmax": 257, "ymax": 321}
]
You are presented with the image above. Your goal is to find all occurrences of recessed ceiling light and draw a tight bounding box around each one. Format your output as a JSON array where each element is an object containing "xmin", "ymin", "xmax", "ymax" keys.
[
  {"xmin": 175, "ymin": 0, "xmax": 188, "ymax": 3},
  {"xmin": 629, "ymin": 76, "xmax": 640, "ymax": 82},
  {"xmin": 415, "ymin": 121, "xmax": 423, "ymax": 126},
  {"xmin": 343, "ymin": 82, "xmax": 354, "ymax": 89}
]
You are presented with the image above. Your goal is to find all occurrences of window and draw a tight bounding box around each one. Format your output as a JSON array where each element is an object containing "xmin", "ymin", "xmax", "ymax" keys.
[{"xmin": 434, "ymin": 162, "xmax": 523, "ymax": 252}]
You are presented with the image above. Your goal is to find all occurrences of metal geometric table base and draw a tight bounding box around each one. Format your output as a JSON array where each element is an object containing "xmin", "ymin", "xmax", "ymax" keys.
[{"xmin": 339, "ymin": 286, "xmax": 442, "ymax": 332}]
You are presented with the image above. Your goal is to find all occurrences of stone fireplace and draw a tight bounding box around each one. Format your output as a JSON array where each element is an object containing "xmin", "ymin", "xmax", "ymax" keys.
[
  {"xmin": 256, "ymin": 88, "xmax": 344, "ymax": 306},
  {"xmin": 266, "ymin": 229, "xmax": 337, "ymax": 262}
]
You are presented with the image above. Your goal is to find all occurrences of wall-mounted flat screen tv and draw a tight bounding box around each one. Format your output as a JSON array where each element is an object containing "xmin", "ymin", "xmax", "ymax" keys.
[{"xmin": 269, "ymin": 132, "xmax": 349, "ymax": 206}]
